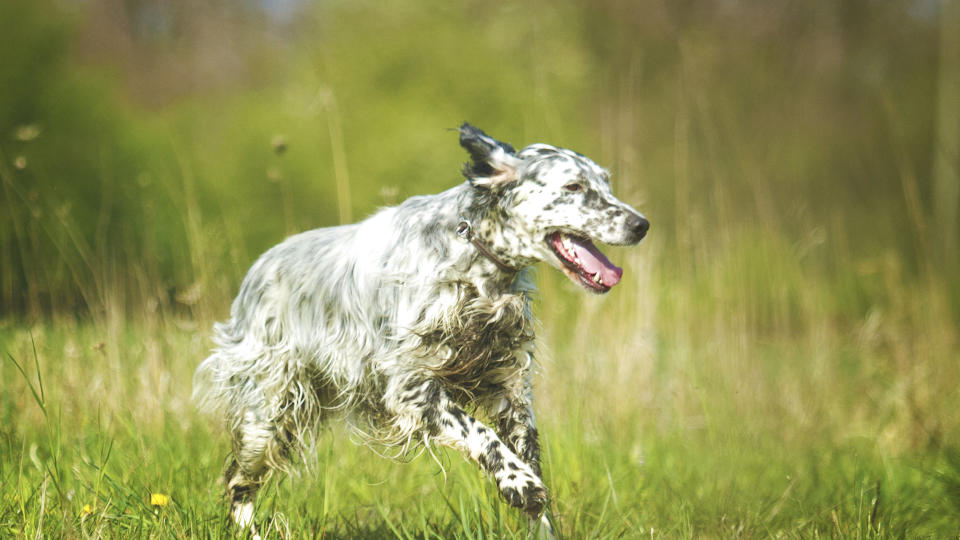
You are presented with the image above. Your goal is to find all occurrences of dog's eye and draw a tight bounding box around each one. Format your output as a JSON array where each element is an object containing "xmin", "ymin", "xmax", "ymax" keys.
[{"xmin": 563, "ymin": 183, "xmax": 583, "ymax": 192}]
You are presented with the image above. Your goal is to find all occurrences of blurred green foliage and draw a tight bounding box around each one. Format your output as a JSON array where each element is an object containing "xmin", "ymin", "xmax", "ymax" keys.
[{"xmin": 0, "ymin": 0, "xmax": 954, "ymax": 319}]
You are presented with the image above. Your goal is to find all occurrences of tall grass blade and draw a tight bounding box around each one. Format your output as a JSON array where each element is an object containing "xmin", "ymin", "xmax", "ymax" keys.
[{"xmin": 7, "ymin": 352, "xmax": 46, "ymax": 418}]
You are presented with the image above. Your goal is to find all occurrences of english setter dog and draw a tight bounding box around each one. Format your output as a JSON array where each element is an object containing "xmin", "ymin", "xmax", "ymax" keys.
[{"xmin": 193, "ymin": 124, "xmax": 649, "ymax": 536}]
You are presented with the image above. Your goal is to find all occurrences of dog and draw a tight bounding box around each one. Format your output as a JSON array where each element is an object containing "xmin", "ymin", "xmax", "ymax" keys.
[{"xmin": 192, "ymin": 123, "xmax": 649, "ymax": 536}]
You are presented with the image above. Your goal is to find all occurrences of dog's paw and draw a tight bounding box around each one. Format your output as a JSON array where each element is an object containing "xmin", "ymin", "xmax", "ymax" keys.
[{"xmin": 497, "ymin": 461, "xmax": 548, "ymax": 517}]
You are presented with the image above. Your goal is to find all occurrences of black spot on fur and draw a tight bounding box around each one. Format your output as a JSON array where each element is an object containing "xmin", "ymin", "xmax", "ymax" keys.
[
  {"xmin": 501, "ymin": 487, "xmax": 523, "ymax": 508},
  {"xmin": 582, "ymin": 189, "xmax": 601, "ymax": 208},
  {"xmin": 482, "ymin": 440, "xmax": 505, "ymax": 472},
  {"xmin": 522, "ymin": 173, "xmax": 546, "ymax": 187},
  {"xmin": 520, "ymin": 429, "xmax": 542, "ymax": 477},
  {"xmin": 405, "ymin": 381, "xmax": 445, "ymax": 435},
  {"xmin": 480, "ymin": 440, "xmax": 504, "ymax": 472}
]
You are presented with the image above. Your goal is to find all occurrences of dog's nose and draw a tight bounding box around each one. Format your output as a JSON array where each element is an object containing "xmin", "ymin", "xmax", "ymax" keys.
[{"xmin": 627, "ymin": 214, "xmax": 649, "ymax": 242}]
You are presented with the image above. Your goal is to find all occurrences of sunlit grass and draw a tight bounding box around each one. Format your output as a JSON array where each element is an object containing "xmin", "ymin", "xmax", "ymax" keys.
[{"xmin": 2, "ymin": 231, "xmax": 958, "ymax": 537}]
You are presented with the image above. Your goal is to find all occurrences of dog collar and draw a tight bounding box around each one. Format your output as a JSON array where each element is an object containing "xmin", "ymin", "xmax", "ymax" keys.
[{"xmin": 456, "ymin": 219, "xmax": 518, "ymax": 274}]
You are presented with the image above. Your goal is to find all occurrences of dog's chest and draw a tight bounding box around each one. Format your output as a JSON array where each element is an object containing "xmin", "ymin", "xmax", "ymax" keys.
[{"xmin": 415, "ymin": 286, "xmax": 534, "ymax": 397}]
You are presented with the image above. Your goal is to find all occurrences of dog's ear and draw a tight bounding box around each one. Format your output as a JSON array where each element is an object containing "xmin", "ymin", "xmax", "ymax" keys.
[{"xmin": 458, "ymin": 123, "xmax": 522, "ymax": 189}]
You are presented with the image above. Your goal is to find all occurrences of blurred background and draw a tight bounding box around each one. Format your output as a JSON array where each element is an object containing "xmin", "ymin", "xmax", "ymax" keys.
[
  {"xmin": 1, "ymin": 0, "xmax": 959, "ymax": 535},
  {"xmin": 3, "ymin": 0, "xmax": 955, "ymax": 319}
]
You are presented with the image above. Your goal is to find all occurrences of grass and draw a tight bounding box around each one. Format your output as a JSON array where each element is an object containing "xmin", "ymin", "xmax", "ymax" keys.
[
  {"xmin": 2, "ymin": 233, "xmax": 959, "ymax": 538},
  {"xmin": 2, "ymin": 2, "xmax": 959, "ymax": 537}
]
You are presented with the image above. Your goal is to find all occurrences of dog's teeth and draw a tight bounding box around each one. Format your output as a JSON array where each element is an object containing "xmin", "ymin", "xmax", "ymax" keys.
[{"xmin": 593, "ymin": 273, "xmax": 602, "ymax": 284}]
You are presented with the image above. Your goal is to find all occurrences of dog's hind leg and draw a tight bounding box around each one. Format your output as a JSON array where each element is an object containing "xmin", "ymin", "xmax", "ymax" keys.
[
  {"xmin": 225, "ymin": 403, "xmax": 296, "ymax": 538},
  {"xmin": 224, "ymin": 456, "xmax": 260, "ymax": 536}
]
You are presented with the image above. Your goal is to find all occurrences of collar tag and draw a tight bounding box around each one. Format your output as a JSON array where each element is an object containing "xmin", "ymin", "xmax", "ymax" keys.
[{"xmin": 456, "ymin": 219, "xmax": 471, "ymax": 239}]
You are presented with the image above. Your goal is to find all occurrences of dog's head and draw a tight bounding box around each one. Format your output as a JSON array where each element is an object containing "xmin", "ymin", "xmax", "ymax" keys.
[{"xmin": 459, "ymin": 123, "xmax": 649, "ymax": 294}]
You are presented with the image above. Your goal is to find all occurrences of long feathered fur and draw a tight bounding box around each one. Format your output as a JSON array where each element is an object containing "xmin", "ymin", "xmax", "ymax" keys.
[{"xmin": 193, "ymin": 185, "xmax": 536, "ymax": 449}]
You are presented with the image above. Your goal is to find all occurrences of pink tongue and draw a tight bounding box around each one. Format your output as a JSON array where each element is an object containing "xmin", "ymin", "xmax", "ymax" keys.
[{"xmin": 570, "ymin": 237, "xmax": 623, "ymax": 286}]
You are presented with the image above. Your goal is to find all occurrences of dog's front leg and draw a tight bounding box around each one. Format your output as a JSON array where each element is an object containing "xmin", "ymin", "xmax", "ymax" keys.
[
  {"xmin": 493, "ymin": 383, "xmax": 542, "ymax": 478},
  {"xmin": 437, "ymin": 401, "xmax": 549, "ymax": 518},
  {"xmin": 391, "ymin": 379, "xmax": 548, "ymax": 517},
  {"xmin": 491, "ymin": 382, "xmax": 556, "ymax": 538}
]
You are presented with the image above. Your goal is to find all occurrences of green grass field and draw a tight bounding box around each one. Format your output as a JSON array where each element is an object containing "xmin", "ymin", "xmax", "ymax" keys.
[
  {"xmin": 3, "ymin": 240, "xmax": 959, "ymax": 537},
  {"xmin": 3, "ymin": 0, "xmax": 960, "ymax": 537}
]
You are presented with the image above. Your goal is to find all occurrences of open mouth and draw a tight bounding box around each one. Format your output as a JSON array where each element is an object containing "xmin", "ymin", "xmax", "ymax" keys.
[{"xmin": 547, "ymin": 232, "xmax": 623, "ymax": 293}]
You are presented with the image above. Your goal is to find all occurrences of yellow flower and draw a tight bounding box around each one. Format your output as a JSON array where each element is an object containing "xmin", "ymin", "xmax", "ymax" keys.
[
  {"xmin": 81, "ymin": 503, "xmax": 94, "ymax": 516},
  {"xmin": 150, "ymin": 493, "xmax": 169, "ymax": 507}
]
